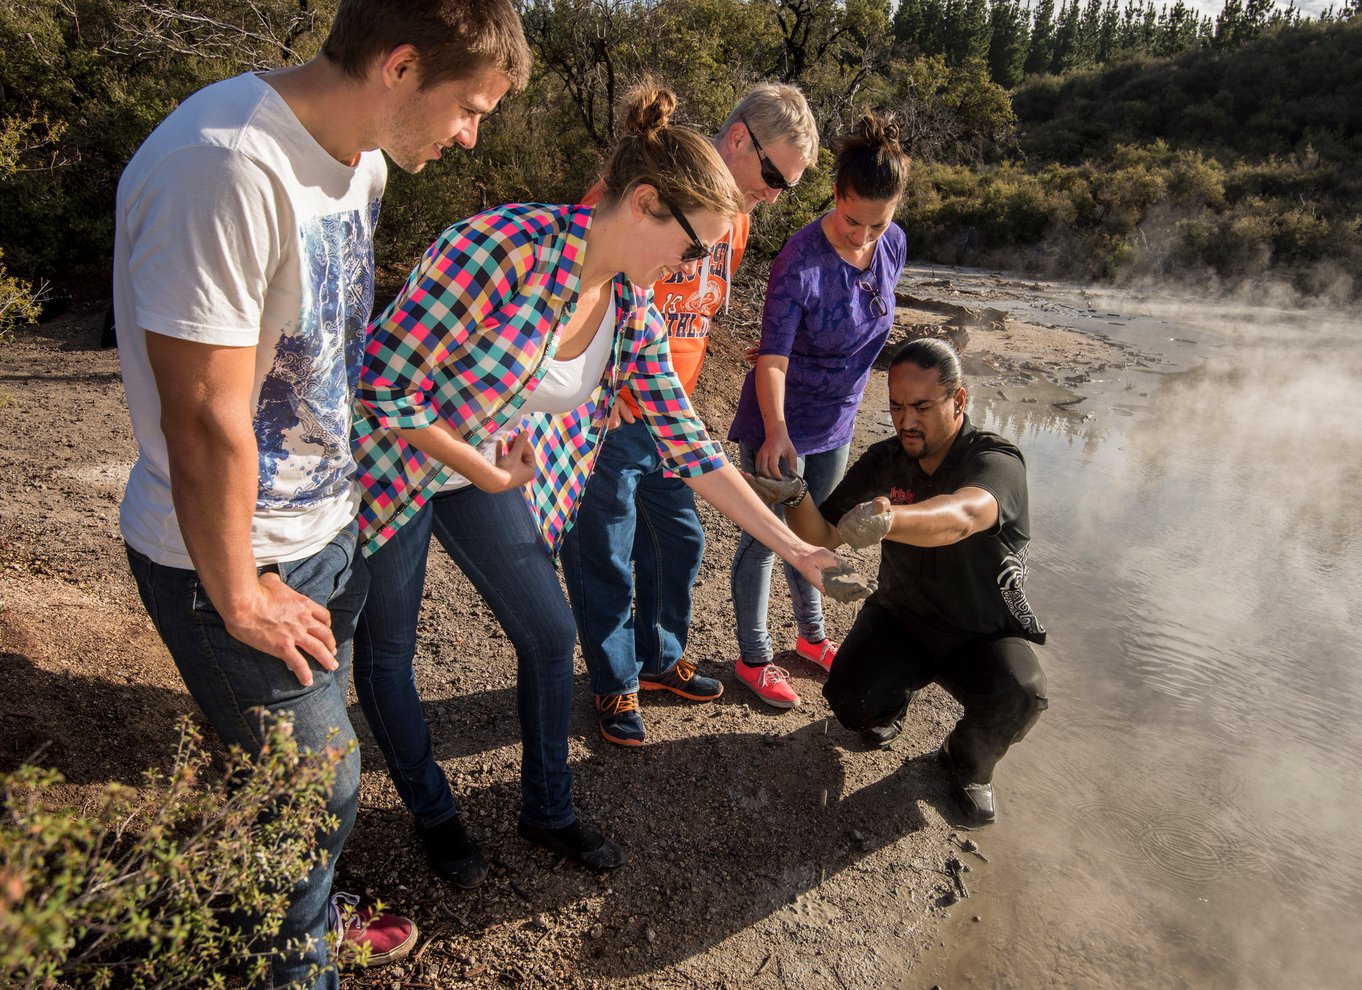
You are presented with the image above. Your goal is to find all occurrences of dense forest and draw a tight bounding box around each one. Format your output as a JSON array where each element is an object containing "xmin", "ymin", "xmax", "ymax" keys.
[{"xmin": 2, "ymin": 0, "xmax": 1360, "ymax": 327}]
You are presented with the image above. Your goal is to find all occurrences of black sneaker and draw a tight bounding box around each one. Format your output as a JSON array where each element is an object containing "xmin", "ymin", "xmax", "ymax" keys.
[
  {"xmin": 519, "ymin": 819, "xmax": 626, "ymax": 871},
  {"xmin": 638, "ymin": 657, "xmax": 724, "ymax": 701},
  {"xmin": 860, "ymin": 695, "xmax": 914, "ymax": 750},
  {"xmin": 596, "ymin": 693, "xmax": 645, "ymax": 747},
  {"xmin": 861, "ymin": 719, "xmax": 903, "ymax": 749},
  {"xmin": 416, "ymin": 816, "xmax": 488, "ymax": 889},
  {"xmin": 938, "ymin": 734, "xmax": 996, "ymax": 825}
]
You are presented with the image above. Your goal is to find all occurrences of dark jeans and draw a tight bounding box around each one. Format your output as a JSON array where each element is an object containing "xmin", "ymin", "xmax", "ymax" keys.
[
  {"xmin": 561, "ymin": 419, "xmax": 705, "ymax": 696},
  {"xmin": 823, "ymin": 601, "xmax": 1048, "ymax": 783},
  {"xmin": 355, "ymin": 485, "xmax": 579, "ymax": 830},
  {"xmin": 126, "ymin": 523, "xmax": 367, "ymax": 990}
]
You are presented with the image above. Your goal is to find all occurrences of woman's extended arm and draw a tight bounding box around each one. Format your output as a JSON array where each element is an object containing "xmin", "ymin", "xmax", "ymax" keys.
[{"xmin": 686, "ymin": 463, "xmax": 840, "ymax": 589}]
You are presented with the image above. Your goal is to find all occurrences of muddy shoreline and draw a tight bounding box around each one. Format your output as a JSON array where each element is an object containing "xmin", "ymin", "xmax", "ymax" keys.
[{"xmin": 0, "ymin": 264, "xmax": 1137, "ymax": 988}]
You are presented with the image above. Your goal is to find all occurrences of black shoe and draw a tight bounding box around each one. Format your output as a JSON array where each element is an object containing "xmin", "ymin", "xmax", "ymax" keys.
[
  {"xmin": 519, "ymin": 819, "xmax": 626, "ymax": 871},
  {"xmin": 416, "ymin": 816, "xmax": 488, "ymax": 889},
  {"xmin": 859, "ymin": 695, "xmax": 914, "ymax": 750},
  {"xmin": 938, "ymin": 735, "xmax": 996, "ymax": 825},
  {"xmin": 861, "ymin": 719, "xmax": 903, "ymax": 749}
]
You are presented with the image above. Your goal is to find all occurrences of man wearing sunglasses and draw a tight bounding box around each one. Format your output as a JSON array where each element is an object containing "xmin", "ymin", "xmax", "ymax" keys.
[{"xmin": 562, "ymin": 84, "xmax": 819, "ymax": 747}]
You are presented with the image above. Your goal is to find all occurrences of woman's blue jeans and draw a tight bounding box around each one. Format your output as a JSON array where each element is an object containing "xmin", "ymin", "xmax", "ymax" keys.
[
  {"xmin": 730, "ymin": 443, "xmax": 850, "ymax": 664},
  {"xmin": 355, "ymin": 486, "xmax": 579, "ymax": 830}
]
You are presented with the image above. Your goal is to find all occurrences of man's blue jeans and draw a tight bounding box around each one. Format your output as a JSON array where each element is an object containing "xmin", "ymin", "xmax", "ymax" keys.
[
  {"xmin": 561, "ymin": 419, "xmax": 705, "ymax": 696},
  {"xmin": 125, "ymin": 522, "xmax": 367, "ymax": 990},
  {"xmin": 730, "ymin": 443, "xmax": 850, "ymax": 664},
  {"xmin": 355, "ymin": 485, "xmax": 579, "ymax": 830}
]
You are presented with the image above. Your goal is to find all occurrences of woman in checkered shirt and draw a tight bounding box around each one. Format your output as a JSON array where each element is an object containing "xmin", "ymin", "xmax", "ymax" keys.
[{"xmin": 350, "ymin": 82, "xmax": 862, "ymax": 879}]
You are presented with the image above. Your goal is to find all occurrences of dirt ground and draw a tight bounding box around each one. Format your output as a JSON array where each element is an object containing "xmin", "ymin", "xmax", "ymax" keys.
[{"xmin": 0, "ymin": 263, "xmax": 1134, "ymax": 989}]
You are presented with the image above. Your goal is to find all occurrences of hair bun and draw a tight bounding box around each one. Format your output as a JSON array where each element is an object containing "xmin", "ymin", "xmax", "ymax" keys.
[
  {"xmin": 855, "ymin": 111, "xmax": 900, "ymax": 150},
  {"xmin": 620, "ymin": 79, "xmax": 677, "ymax": 139}
]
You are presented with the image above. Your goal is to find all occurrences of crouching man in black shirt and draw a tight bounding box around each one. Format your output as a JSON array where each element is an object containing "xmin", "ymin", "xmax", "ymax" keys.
[{"xmin": 756, "ymin": 339, "xmax": 1048, "ymax": 824}]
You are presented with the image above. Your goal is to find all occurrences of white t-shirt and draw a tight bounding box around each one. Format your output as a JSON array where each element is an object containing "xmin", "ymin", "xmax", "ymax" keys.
[
  {"xmin": 114, "ymin": 73, "xmax": 387, "ymax": 568},
  {"xmin": 439, "ymin": 298, "xmax": 616, "ymax": 492}
]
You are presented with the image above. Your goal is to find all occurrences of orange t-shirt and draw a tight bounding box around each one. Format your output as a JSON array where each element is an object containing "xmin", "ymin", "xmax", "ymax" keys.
[{"xmin": 581, "ymin": 184, "xmax": 750, "ymax": 415}]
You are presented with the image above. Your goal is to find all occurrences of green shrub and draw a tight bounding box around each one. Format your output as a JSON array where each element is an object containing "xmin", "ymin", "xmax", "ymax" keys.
[
  {"xmin": 0, "ymin": 247, "xmax": 41, "ymax": 340},
  {"xmin": 1, "ymin": 715, "xmax": 349, "ymax": 989}
]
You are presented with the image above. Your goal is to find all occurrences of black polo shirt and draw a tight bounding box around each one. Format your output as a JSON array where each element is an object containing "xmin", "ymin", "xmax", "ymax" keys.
[{"xmin": 820, "ymin": 415, "xmax": 1046, "ymax": 653}]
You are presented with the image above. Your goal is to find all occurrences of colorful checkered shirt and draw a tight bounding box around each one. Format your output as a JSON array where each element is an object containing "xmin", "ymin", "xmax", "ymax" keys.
[{"xmin": 353, "ymin": 203, "xmax": 726, "ymax": 556}]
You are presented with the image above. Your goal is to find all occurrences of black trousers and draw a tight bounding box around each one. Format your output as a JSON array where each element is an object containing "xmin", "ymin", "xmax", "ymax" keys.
[{"xmin": 823, "ymin": 601, "xmax": 1048, "ymax": 783}]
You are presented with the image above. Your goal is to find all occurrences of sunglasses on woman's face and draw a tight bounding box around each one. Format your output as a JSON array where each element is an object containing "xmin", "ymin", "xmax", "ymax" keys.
[
  {"xmin": 741, "ymin": 116, "xmax": 793, "ymax": 191},
  {"xmin": 661, "ymin": 196, "xmax": 712, "ymax": 262}
]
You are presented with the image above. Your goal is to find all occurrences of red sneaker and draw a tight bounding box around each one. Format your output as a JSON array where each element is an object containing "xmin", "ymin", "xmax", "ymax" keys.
[
  {"xmin": 735, "ymin": 658, "xmax": 800, "ymax": 708},
  {"xmin": 795, "ymin": 635, "xmax": 839, "ymax": 672},
  {"xmin": 330, "ymin": 892, "xmax": 419, "ymax": 968}
]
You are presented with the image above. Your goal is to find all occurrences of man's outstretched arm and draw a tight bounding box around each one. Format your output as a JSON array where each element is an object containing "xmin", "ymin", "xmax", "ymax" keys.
[
  {"xmin": 146, "ymin": 332, "xmax": 337, "ymax": 685},
  {"xmin": 878, "ymin": 487, "xmax": 999, "ymax": 547}
]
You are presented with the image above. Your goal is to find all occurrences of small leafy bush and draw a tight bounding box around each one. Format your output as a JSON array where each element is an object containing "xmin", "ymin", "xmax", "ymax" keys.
[
  {"xmin": 0, "ymin": 248, "xmax": 40, "ymax": 340},
  {"xmin": 1, "ymin": 715, "xmax": 349, "ymax": 990}
]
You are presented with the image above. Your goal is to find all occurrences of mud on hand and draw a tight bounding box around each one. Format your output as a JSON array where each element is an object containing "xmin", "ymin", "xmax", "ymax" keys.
[
  {"xmin": 740, "ymin": 469, "xmax": 804, "ymax": 505},
  {"xmin": 820, "ymin": 556, "xmax": 877, "ymax": 604},
  {"xmin": 837, "ymin": 499, "xmax": 893, "ymax": 549}
]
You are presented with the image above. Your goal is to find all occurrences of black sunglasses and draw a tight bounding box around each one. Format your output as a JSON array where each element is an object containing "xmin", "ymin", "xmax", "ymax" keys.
[
  {"xmin": 741, "ymin": 115, "xmax": 793, "ymax": 191},
  {"xmin": 855, "ymin": 274, "xmax": 889, "ymax": 318},
  {"xmin": 660, "ymin": 196, "xmax": 711, "ymax": 262}
]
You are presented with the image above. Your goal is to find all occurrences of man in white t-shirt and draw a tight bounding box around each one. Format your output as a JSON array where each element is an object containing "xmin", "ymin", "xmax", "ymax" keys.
[{"xmin": 114, "ymin": 1, "xmax": 529, "ymax": 985}]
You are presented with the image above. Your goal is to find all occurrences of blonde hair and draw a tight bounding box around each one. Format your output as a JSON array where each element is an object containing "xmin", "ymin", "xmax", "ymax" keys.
[
  {"xmin": 718, "ymin": 83, "xmax": 819, "ymax": 165},
  {"xmin": 599, "ymin": 80, "xmax": 743, "ymax": 221}
]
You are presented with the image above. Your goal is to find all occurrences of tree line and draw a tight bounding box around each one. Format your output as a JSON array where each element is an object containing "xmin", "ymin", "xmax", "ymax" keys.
[
  {"xmin": 895, "ymin": 0, "xmax": 1361, "ymax": 89},
  {"xmin": 2, "ymin": 0, "xmax": 1360, "ymax": 331}
]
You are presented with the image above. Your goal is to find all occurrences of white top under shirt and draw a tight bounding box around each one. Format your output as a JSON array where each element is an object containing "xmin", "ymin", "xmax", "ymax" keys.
[
  {"xmin": 438, "ymin": 297, "xmax": 616, "ymax": 492},
  {"xmin": 114, "ymin": 73, "xmax": 387, "ymax": 568}
]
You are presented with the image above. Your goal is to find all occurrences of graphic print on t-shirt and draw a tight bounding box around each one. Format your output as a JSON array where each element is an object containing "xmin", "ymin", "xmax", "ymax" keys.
[
  {"xmin": 998, "ymin": 544, "xmax": 1043, "ymax": 635},
  {"xmin": 255, "ymin": 198, "xmax": 380, "ymax": 507},
  {"xmin": 655, "ymin": 237, "xmax": 736, "ymax": 339}
]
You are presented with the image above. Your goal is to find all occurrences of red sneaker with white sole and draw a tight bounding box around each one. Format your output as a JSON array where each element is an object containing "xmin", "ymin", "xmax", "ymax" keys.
[
  {"xmin": 795, "ymin": 635, "xmax": 839, "ymax": 672},
  {"xmin": 735, "ymin": 658, "xmax": 800, "ymax": 708},
  {"xmin": 329, "ymin": 892, "xmax": 419, "ymax": 968}
]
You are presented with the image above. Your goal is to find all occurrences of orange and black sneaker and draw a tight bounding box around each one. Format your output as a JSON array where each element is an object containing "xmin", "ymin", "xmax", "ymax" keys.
[
  {"xmin": 595, "ymin": 692, "xmax": 645, "ymax": 747},
  {"xmin": 639, "ymin": 657, "xmax": 724, "ymax": 701}
]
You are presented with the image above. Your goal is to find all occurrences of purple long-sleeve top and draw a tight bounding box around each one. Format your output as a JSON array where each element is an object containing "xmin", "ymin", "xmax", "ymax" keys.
[{"xmin": 728, "ymin": 214, "xmax": 907, "ymax": 456}]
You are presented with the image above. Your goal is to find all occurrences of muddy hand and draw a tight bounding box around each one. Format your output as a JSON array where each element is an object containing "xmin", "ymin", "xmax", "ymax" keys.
[
  {"xmin": 837, "ymin": 498, "xmax": 893, "ymax": 549},
  {"xmin": 741, "ymin": 469, "xmax": 804, "ymax": 505},
  {"xmin": 820, "ymin": 556, "xmax": 877, "ymax": 604}
]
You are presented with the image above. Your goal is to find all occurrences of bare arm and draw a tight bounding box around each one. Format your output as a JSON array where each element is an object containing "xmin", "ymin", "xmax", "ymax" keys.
[
  {"xmin": 146, "ymin": 332, "xmax": 336, "ymax": 685},
  {"xmin": 686, "ymin": 464, "xmax": 840, "ymax": 589},
  {"xmin": 394, "ymin": 420, "xmax": 534, "ymax": 493},
  {"xmin": 881, "ymin": 487, "xmax": 999, "ymax": 546},
  {"xmin": 752, "ymin": 353, "xmax": 798, "ymax": 479},
  {"xmin": 783, "ymin": 488, "xmax": 845, "ymax": 550}
]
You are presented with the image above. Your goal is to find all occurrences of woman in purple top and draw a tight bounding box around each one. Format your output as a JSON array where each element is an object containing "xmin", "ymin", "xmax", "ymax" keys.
[{"xmin": 728, "ymin": 113, "xmax": 912, "ymax": 708}]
